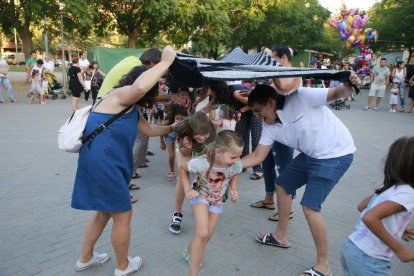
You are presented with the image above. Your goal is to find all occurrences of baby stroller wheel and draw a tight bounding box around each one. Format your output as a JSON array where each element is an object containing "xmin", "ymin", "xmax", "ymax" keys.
[
  {"xmin": 61, "ymin": 94, "xmax": 67, "ymax": 99},
  {"xmin": 347, "ymin": 105, "xmax": 350, "ymax": 109}
]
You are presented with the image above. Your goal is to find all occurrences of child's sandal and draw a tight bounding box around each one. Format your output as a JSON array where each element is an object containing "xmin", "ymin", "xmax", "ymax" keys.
[{"xmin": 166, "ymin": 172, "xmax": 176, "ymax": 181}]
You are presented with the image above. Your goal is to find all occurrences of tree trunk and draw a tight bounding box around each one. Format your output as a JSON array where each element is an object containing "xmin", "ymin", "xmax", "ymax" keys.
[
  {"xmin": 17, "ymin": 26, "xmax": 33, "ymax": 60},
  {"xmin": 128, "ymin": 28, "xmax": 138, "ymax": 48}
]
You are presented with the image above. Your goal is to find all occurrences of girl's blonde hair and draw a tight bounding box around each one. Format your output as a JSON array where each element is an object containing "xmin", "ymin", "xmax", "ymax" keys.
[
  {"xmin": 205, "ymin": 130, "xmax": 243, "ymax": 178},
  {"xmin": 175, "ymin": 111, "xmax": 215, "ymax": 143}
]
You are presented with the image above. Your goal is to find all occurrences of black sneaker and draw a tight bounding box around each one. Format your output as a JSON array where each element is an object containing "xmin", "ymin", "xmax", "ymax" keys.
[
  {"xmin": 169, "ymin": 212, "xmax": 183, "ymax": 234},
  {"xmin": 147, "ymin": 150, "xmax": 155, "ymax": 156}
]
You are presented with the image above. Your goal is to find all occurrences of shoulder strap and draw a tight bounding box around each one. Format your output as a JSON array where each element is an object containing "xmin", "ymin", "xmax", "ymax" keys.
[{"xmin": 82, "ymin": 105, "xmax": 133, "ymax": 144}]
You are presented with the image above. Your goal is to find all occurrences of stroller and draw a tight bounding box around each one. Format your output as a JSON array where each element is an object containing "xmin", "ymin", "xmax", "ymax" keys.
[{"xmin": 45, "ymin": 71, "xmax": 66, "ymax": 99}]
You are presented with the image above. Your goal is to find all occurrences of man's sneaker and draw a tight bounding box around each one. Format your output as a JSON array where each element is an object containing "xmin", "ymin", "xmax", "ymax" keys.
[
  {"xmin": 364, "ymin": 106, "xmax": 370, "ymax": 111},
  {"xmin": 10, "ymin": 99, "xmax": 16, "ymax": 103},
  {"xmin": 0, "ymin": 99, "xmax": 4, "ymax": 103},
  {"xmin": 374, "ymin": 106, "xmax": 378, "ymax": 111},
  {"xmin": 183, "ymin": 248, "xmax": 202, "ymax": 267},
  {"xmin": 75, "ymin": 252, "xmax": 110, "ymax": 271},
  {"xmin": 389, "ymin": 109, "xmax": 393, "ymax": 112},
  {"xmin": 114, "ymin": 256, "xmax": 142, "ymax": 276},
  {"xmin": 169, "ymin": 212, "xmax": 183, "ymax": 234}
]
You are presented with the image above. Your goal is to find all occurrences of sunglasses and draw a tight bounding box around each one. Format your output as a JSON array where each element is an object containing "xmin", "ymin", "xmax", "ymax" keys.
[{"xmin": 208, "ymin": 177, "xmax": 223, "ymax": 183}]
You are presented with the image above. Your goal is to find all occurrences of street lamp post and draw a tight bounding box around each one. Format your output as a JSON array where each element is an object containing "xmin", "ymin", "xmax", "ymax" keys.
[{"xmin": 59, "ymin": 11, "xmax": 65, "ymax": 91}]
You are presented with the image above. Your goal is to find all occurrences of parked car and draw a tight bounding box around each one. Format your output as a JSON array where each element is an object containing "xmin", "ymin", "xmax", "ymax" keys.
[{"xmin": 1, "ymin": 52, "xmax": 25, "ymax": 65}]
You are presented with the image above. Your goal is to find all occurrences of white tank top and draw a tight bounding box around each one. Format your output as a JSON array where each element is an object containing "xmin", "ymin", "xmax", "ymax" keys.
[{"xmin": 393, "ymin": 68, "xmax": 404, "ymax": 82}]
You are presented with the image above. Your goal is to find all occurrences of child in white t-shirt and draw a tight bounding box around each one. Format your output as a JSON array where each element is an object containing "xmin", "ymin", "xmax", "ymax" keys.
[
  {"xmin": 29, "ymin": 70, "xmax": 42, "ymax": 104},
  {"xmin": 212, "ymin": 104, "xmax": 237, "ymax": 133},
  {"xmin": 389, "ymin": 82, "xmax": 399, "ymax": 112},
  {"xmin": 340, "ymin": 136, "xmax": 414, "ymax": 276}
]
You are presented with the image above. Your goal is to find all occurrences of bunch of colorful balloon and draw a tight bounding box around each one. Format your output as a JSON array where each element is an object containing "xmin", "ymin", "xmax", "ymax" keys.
[{"xmin": 328, "ymin": 8, "xmax": 378, "ymax": 66}]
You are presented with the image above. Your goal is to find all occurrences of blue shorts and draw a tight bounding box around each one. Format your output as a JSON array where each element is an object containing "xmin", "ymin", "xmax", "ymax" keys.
[
  {"xmin": 190, "ymin": 197, "xmax": 223, "ymax": 213},
  {"xmin": 164, "ymin": 132, "xmax": 176, "ymax": 144},
  {"xmin": 276, "ymin": 153, "xmax": 353, "ymax": 211},
  {"xmin": 340, "ymin": 239, "xmax": 391, "ymax": 276}
]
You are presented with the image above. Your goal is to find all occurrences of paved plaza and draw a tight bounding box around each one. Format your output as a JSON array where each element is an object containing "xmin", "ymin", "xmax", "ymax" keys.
[{"xmin": 1, "ymin": 72, "xmax": 414, "ymax": 275}]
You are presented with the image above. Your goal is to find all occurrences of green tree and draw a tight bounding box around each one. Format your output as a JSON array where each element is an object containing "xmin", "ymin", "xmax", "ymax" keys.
[
  {"xmin": 227, "ymin": 0, "xmax": 330, "ymax": 51},
  {"xmin": 0, "ymin": 0, "xmax": 60, "ymax": 58},
  {"xmin": 369, "ymin": 0, "xmax": 414, "ymax": 62},
  {"xmin": 162, "ymin": 0, "xmax": 231, "ymax": 58},
  {"xmin": 94, "ymin": 0, "xmax": 176, "ymax": 48}
]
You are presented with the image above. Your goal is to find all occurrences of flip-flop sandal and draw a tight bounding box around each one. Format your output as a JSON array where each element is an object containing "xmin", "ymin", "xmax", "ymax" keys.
[
  {"xmin": 250, "ymin": 200, "xmax": 275, "ymax": 210},
  {"xmin": 255, "ymin": 233, "xmax": 290, "ymax": 248},
  {"xmin": 129, "ymin": 184, "xmax": 140, "ymax": 190},
  {"xmin": 138, "ymin": 164, "xmax": 149, "ymax": 168},
  {"xmin": 268, "ymin": 211, "xmax": 294, "ymax": 222},
  {"xmin": 250, "ymin": 173, "xmax": 263, "ymax": 180},
  {"xmin": 130, "ymin": 195, "xmax": 138, "ymax": 204},
  {"xmin": 131, "ymin": 173, "xmax": 141, "ymax": 179},
  {"xmin": 301, "ymin": 267, "xmax": 332, "ymax": 276}
]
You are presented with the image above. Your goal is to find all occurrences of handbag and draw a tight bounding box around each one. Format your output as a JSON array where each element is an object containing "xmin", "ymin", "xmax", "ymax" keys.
[{"xmin": 57, "ymin": 104, "xmax": 132, "ymax": 153}]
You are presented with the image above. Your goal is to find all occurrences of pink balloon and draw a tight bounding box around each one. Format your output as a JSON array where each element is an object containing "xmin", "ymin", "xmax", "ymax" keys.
[
  {"xmin": 329, "ymin": 19, "xmax": 338, "ymax": 28},
  {"xmin": 365, "ymin": 54, "xmax": 372, "ymax": 61}
]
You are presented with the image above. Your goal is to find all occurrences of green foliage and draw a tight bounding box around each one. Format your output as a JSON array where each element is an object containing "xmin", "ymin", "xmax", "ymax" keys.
[
  {"xmin": 369, "ymin": 0, "xmax": 414, "ymax": 53},
  {"xmin": 227, "ymin": 0, "xmax": 330, "ymax": 50}
]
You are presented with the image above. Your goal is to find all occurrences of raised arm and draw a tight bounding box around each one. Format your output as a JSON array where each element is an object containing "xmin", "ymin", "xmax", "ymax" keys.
[
  {"xmin": 138, "ymin": 112, "xmax": 173, "ymax": 137},
  {"xmin": 115, "ymin": 46, "xmax": 176, "ymax": 106}
]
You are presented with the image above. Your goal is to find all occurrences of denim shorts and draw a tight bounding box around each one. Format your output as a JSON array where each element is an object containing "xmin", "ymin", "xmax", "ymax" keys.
[
  {"xmin": 164, "ymin": 132, "xmax": 176, "ymax": 144},
  {"xmin": 276, "ymin": 153, "xmax": 353, "ymax": 211},
  {"xmin": 340, "ymin": 239, "xmax": 391, "ymax": 276},
  {"xmin": 190, "ymin": 197, "xmax": 223, "ymax": 213}
]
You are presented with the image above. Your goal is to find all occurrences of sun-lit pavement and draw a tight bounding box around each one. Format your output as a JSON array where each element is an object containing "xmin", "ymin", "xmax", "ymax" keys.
[{"xmin": 1, "ymin": 72, "xmax": 413, "ymax": 275}]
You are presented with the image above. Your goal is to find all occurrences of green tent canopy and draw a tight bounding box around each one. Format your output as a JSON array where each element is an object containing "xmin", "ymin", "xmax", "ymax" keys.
[{"xmin": 87, "ymin": 47, "xmax": 144, "ymax": 73}]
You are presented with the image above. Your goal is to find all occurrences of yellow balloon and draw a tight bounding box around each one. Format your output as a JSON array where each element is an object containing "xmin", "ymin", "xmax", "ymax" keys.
[
  {"xmin": 352, "ymin": 29, "xmax": 360, "ymax": 37},
  {"xmin": 346, "ymin": 41, "xmax": 351, "ymax": 48},
  {"xmin": 347, "ymin": 15, "xmax": 355, "ymax": 26},
  {"xmin": 359, "ymin": 34, "xmax": 366, "ymax": 41}
]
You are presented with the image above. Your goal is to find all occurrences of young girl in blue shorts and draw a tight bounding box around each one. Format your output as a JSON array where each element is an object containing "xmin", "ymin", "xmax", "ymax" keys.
[
  {"xmin": 341, "ymin": 136, "xmax": 414, "ymax": 276},
  {"xmin": 160, "ymin": 103, "xmax": 188, "ymax": 181},
  {"xmin": 169, "ymin": 111, "xmax": 216, "ymax": 234},
  {"xmin": 180, "ymin": 130, "xmax": 244, "ymax": 276}
]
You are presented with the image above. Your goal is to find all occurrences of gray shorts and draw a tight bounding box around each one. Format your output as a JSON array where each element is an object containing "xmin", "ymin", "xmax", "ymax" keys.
[{"xmin": 368, "ymin": 84, "xmax": 386, "ymax": 97}]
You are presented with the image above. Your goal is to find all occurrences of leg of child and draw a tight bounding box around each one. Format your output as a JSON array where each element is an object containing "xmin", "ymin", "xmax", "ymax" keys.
[
  {"xmin": 174, "ymin": 152, "xmax": 191, "ymax": 213},
  {"xmin": 167, "ymin": 142, "xmax": 176, "ymax": 174},
  {"xmin": 30, "ymin": 93, "xmax": 35, "ymax": 104},
  {"xmin": 188, "ymin": 204, "xmax": 220, "ymax": 276}
]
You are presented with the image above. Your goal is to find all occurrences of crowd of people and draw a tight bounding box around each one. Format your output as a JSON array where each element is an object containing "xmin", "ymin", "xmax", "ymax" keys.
[
  {"xmin": 64, "ymin": 45, "xmax": 414, "ymax": 276},
  {"xmin": 1, "ymin": 46, "xmax": 413, "ymax": 276}
]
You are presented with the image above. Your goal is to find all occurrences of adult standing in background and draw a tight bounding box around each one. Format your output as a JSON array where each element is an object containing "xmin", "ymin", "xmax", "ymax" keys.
[
  {"xmin": 0, "ymin": 56, "xmax": 16, "ymax": 103},
  {"xmin": 43, "ymin": 54, "xmax": 55, "ymax": 73},
  {"xmin": 79, "ymin": 52, "xmax": 90, "ymax": 72},
  {"xmin": 68, "ymin": 56, "xmax": 87, "ymax": 111},
  {"xmin": 391, "ymin": 61, "xmax": 407, "ymax": 112},
  {"xmin": 25, "ymin": 51, "xmax": 37, "ymax": 83},
  {"xmin": 364, "ymin": 58, "xmax": 390, "ymax": 111}
]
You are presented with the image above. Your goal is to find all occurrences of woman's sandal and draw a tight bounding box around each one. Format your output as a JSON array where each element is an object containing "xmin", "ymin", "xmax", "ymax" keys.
[
  {"xmin": 250, "ymin": 173, "xmax": 263, "ymax": 180},
  {"xmin": 131, "ymin": 173, "xmax": 141, "ymax": 179},
  {"xmin": 128, "ymin": 184, "xmax": 140, "ymax": 190},
  {"xmin": 268, "ymin": 211, "xmax": 294, "ymax": 222},
  {"xmin": 130, "ymin": 195, "xmax": 138, "ymax": 204},
  {"xmin": 301, "ymin": 267, "xmax": 332, "ymax": 276},
  {"xmin": 255, "ymin": 232, "xmax": 290, "ymax": 248},
  {"xmin": 250, "ymin": 200, "xmax": 275, "ymax": 210}
]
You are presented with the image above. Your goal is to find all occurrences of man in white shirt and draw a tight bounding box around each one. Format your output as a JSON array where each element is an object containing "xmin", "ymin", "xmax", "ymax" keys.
[
  {"xmin": 78, "ymin": 51, "xmax": 90, "ymax": 72},
  {"xmin": 242, "ymin": 78, "xmax": 359, "ymax": 276},
  {"xmin": 43, "ymin": 54, "xmax": 55, "ymax": 72},
  {"xmin": 0, "ymin": 57, "xmax": 16, "ymax": 103}
]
